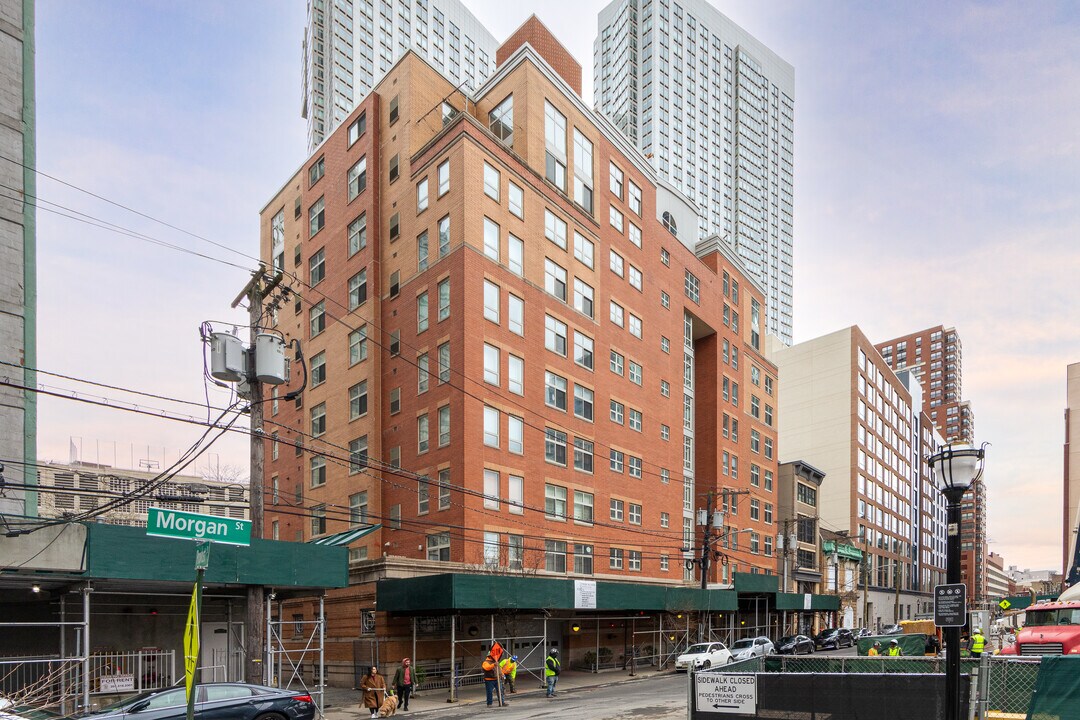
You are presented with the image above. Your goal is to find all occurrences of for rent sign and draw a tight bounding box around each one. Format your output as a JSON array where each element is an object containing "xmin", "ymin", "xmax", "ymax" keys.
[
  {"xmin": 146, "ymin": 507, "xmax": 252, "ymax": 546},
  {"xmin": 694, "ymin": 673, "xmax": 757, "ymax": 715}
]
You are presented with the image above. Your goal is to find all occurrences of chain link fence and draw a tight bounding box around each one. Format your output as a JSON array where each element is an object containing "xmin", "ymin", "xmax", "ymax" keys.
[{"xmin": 704, "ymin": 654, "xmax": 1044, "ymax": 718}]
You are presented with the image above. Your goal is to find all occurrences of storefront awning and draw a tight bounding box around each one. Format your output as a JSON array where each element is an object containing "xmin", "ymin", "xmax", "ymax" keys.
[{"xmin": 309, "ymin": 524, "xmax": 381, "ymax": 546}]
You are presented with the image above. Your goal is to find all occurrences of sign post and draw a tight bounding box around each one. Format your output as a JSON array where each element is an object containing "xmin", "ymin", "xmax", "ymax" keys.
[
  {"xmin": 934, "ymin": 583, "xmax": 967, "ymax": 627},
  {"xmin": 184, "ymin": 566, "xmax": 203, "ymax": 720}
]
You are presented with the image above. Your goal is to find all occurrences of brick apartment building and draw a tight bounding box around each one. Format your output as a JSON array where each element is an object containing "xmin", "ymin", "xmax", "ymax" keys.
[
  {"xmin": 773, "ymin": 327, "xmax": 947, "ymax": 630},
  {"xmin": 875, "ymin": 326, "xmax": 985, "ymax": 608},
  {"xmin": 256, "ymin": 17, "xmax": 830, "ymax": 684}
]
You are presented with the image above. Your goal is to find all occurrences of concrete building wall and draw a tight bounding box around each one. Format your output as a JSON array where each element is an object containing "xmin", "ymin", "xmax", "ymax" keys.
[
  {"xmin": 0, "ymin": 0, "xmax": 34, "ymax": 520},
  {"xmin": 1067, "ymin": 362, "xmax": 1080, "ymax": 576}
]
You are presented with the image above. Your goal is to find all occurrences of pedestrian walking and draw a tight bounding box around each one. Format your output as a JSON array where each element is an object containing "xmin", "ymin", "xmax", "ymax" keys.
[
  {"xmin": 391, "ymin": 657, "xmax": 414, "ymax": 712},
  {"xmin": 359, "ymin": 666, "xmax": 386, "ymax": 719},
  {"xmin": 545, "ymin": 648, "xmax": 561, "ymax": 697},
  {"xmin": 499, "ymin": 655, "xmax": 518, "ymax": 694},
  {"xmin": 482, "ymin": 652, "xmax": 500, "ymax": 706}
]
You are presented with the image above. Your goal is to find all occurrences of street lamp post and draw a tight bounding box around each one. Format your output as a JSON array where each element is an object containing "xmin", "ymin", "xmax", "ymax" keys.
[{"xmin": 928, "ymin": 443, "xmax": 986, "ymax": 720}]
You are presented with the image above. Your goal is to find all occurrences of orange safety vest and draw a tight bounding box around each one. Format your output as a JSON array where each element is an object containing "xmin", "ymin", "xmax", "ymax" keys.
[{"xmin": 482, "ymin": 657, "xmax": 498, "ymax": 681}]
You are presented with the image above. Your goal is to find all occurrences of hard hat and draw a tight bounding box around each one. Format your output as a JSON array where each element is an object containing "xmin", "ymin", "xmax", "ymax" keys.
[
  {"xmin": 873, "ymin": 641, "xmax": 881, "ymax": 646},
  {"xmin": 512, "ymin": 655, "xmax": 518, "ymax": 662},
  {"xmin": 890, "ymin": 639, "xmax": 898, "ymax": 644},
  {"xmin": 550, "ymin": 648, "xmax": 559, "ymax": 654},
  {"xmin": 975, "ymin": 628, "xmax": 982, "ymax": 633}
]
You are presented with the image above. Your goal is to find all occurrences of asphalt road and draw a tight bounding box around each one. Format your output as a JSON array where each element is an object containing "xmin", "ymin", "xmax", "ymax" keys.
[{"xmin": 417, "ymin": 673, "xmax": 689, "ymax": 720}]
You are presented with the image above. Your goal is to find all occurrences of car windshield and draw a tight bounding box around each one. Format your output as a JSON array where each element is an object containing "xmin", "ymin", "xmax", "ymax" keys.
[
  {"xmin": 821, "ymin": 630, "xmax": 837, "ymax": 636},
  {"xmin": 1026, "ymin": 608, "xmax": 1080, "ymax": 626},
  {"xmin": 780, "ymin": 636, "xmax": 798, "ymax": 644},
  {"xmin": 685, "ymin": 644, "xmax": 712, "ymax": 654},
  {"xmin": 731, "ymin": 640, "xmax": 754, "ymax": 650}
]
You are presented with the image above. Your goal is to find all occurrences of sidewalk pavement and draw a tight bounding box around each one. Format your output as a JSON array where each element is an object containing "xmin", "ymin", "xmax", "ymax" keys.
[{"xmin": 320, "ymin": 667, "xmax": 677, "ymax": 720}]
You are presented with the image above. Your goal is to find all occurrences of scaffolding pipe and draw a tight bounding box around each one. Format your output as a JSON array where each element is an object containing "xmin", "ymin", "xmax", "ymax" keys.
[
  {"xmin": 318, "ymin": 595, "xmax": 325, "ymax": 713},
  {"xmin": 411, "ymin": 617, "xmax": 417, "ymax": 680},
  {"xmin": 81, "ymin": 585, "xmax": 90, "ymax": 712},
  {"xmin": 449, "ymin": 614, "xmax": 457, "ymax": 703},
  {"xmin": 595, "ymin": 618, "xmax": 600, "ymax": 673},
  {"xmin": 226, "ymin": 600, "xmax": 233, "ymax": 682}
]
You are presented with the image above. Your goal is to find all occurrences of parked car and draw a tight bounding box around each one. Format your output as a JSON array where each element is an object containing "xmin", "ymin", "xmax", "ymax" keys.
[
  {"xmin": 76, "ymin": 683, "xmax": 315, "ymax": 720},
  {"xmin": 879, "ymin": 624, "xmax": 904, "ymax": 635},
  {"xmin": 775, "ymin": 635, "xmax": 815, "ymax": 655},
  {"xmin": 854, "ymin": 628, "xmax": 873, "ymax": 638},
  {"xmin": 814, "ymin": 628, "xmax": 855, "ymax": 650},
  {"xmin": 729, "ymin": 636, "xmax": 775, "ymax": 660},
  {"xmin": 674, "ymin": 642, "xmax": 734, "ymax": 671}
]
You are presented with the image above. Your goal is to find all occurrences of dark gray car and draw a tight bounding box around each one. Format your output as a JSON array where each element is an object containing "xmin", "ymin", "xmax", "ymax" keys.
[{"xmin": 76, "ymin": 683, "xmax": 315, "ymax": 720}]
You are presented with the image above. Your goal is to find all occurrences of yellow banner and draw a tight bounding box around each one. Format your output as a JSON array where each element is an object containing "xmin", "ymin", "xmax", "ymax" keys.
[{"xmin": 184, "ymin": 582, "xmax": 200, "ymax": 702}]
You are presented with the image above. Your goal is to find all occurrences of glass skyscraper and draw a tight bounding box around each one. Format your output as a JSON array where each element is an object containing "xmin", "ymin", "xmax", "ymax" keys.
[{"xmin": 595, "ymin": 0, "xmax": 795, "ymax": 344}]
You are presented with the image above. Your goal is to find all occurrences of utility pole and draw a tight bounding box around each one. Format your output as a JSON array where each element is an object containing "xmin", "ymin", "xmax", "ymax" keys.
[
  {"xmin": 894, "ymin": 559, "xmax": 903, "ymax": 624},
  {"xmin": 231, "ymin": 268, "xmax": 283, "ymax": 685},
  {"xmin": 700, "ymin": 492, "xmax": 717, "ymax": 591}
]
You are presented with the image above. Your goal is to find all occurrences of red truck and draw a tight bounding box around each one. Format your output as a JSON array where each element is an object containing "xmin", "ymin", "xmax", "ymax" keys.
[{"xmin": 999, "ymin": 593, "xmax": 1080, "ymax": 657}]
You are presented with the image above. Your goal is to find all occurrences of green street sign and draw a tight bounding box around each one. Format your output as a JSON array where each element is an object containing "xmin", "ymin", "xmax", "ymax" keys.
[
  {"xmin": 195, "ymin": 540, "xmax": 211, "ymax": 570},
  {"xmin": 999, "ymin": 599, "xmax": 1012, "ymax": 611},
  {"xmin": 147, "ymin": 507, "xmax": 252, "ymax": 546}
]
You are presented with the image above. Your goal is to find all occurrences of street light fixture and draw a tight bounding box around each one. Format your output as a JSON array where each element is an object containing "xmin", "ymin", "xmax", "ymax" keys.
[{"xmin": 928, "ymin": 442, "xmax": 987, "ymax": 720}]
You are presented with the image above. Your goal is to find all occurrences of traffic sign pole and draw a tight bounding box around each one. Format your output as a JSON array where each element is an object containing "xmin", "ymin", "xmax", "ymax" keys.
[{"xmin": 185, "ymin": 567, "xmax": 204, "ymax": 720}]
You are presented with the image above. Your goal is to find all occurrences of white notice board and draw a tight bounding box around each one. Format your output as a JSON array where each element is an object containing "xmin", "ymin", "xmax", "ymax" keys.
[
  {"xmin": 574, "ymin": 579, "xmax": 597, "ymax": 609},
  {"xmin": 695, "ymin": 673, "xmax": 757, "ymax": 715}
]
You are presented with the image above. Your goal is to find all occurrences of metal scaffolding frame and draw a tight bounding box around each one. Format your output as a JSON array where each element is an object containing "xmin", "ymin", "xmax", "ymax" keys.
[{"xmin": 266, "ymin": 594, "xmax": 326, "ymax": 717}]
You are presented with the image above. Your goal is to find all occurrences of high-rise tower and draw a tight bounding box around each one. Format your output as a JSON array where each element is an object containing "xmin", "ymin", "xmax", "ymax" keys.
[
  {"xmin": 301, "ymin": 0, "xmax": 498, "ymax": 151},
  {"xmin": 595, "ymin": 0, "xmax": 795, "ymax": 344}
]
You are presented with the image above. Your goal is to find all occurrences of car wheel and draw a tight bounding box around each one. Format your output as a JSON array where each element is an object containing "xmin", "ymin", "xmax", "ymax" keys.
[{"xmin": 727, "ymin": 657, "xmax": 735, "ymax": 664}]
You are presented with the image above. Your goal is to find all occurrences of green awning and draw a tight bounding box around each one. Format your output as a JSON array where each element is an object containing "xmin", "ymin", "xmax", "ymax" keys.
[
  {"xmin": 775, "ymin": 592, "xmax": 841, "ymax": 611},
  {"xmin": 310, "ymin": 524, "xmax": 381, "ymax": 546},
  {"xmin": 377, "ymin": 574, "xmax": 738, "ymax": 613}
]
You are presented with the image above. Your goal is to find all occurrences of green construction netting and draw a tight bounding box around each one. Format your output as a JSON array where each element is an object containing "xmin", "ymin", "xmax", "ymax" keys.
[{"xmin": 1025, "ymin": 656, "xmax": 1080, "ymax": 720}]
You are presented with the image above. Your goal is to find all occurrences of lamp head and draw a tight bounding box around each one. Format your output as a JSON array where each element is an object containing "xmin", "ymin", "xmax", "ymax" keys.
[{"xmin": 928, "ymin": 443, "xmax": 986, "ymax": 501}]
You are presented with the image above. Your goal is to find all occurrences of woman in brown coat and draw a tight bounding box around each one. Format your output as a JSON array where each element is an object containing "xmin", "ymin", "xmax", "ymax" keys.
[{"xmin": 360, "ymin": 666, "xmax": 386, "ymax": 718}]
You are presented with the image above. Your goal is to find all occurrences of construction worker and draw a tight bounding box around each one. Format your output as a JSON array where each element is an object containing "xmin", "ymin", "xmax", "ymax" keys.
[
  {"xmin": 482, "ymin": 652, "xmax": 500, "ymax": 707},
  {"xmin": 545, "ymin": 648, "xmax": 561, "ymax": 697},
  {"xmin": 868, "ymin": 641, "xmax": 881, "ymax": 656},
  {"xmin": 887, "ymin": 639, "xmax": 902, "ymax": 656},
  {"xmin": 971, "ymin": 628, "xmax": 986, "ymax": 658},
  {"xmin": 500, "ymin": 654, "xmax": 518, "ymax": 693}
]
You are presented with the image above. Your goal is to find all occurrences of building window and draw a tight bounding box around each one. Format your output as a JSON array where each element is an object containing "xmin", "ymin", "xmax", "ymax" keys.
[
  {"xmin": 574, "ymin": 232, "xmax": 594, "ymax": 268},
  {"xmin": 438, "ymin": 405, "xmax": 451, "ymax": 446},
  {"xmin": 610, "ymin": 449, "xmax": 624, "ymax": 473},
  {"xmin": 484, "ymin": 163, "xmax": 500, "ymax": 201},
  {"xmin": 347, "ymin": 112, "xmax": 366, "ymax": 145},
  {"xmin": 349, "ymin": 436, "xmax": 367, "ymax": 473},
  {"xmin": 628, "ymin": 408, "xmax": 642, "ymax": 432},
  {"xmin": 573, "ymin": 278, "xmax": 594, "ymax": 319},
  {"xmin": 438, "ymin": 160, "xmax": 450, "ymax": 196},
  {"xmin": 610, "ymin": 548, "xmax": 624, "ymax": 570},
  {"xmin": 438, "ymin": 278, "xmax": 450, "ymax": 320},
  {"xmin": 629, "ymin": 181, "xmax": 641, "ymax": 215},
  {"xmin": 797, "ymin": 483, "xmax": 817, "ymax": 507},
  {"xmin": 427, "ymin": 532, "xmax": 451, "ymax": 561},
  {"xmin": 309, "ymin": 196, "xmax": 325, "ymax": 237},
  {"xmin": 545, "ymin": 483, "xmax": 567, "ymax": 519},
  {"xmin": 484, "ymin": 468, "xmax": 500, "ymax": 509},
  {"xmin": 573, "ymin": 384, "xmax": 594, "ymax": 421},
  {"xmin": 349, "ymin": 491, "xmax": 368, "ymax": 526},
  {"xmin": 574, "ymin": 544, "xmax": 593, "ymax": 575},
  {"xmin": 545, "ymin": 539, "xmax": 567, "ymax": 573},
  {"xmin": 684, "ymin": 271, "xmax": 700, "ymax": 303},
  {"xmin": 573, "ymin": 128, "xmax": 594, "ymax": 213},
  {"xmin": 483, "ymin": 280, "xmax": 500, "ymax": 323},
  {"xmin": 310, "ymin": 505, "xmax": 326, "ymax": 536},
  {"xmin": 489, "ymin": 94, "xmax": 513, "ymax": 145},
  {"xmin": 417, "ymin": 178, "xmax": 429, "ymax": 213},
  {"xmin": 349, "ymin": 214, "xmax": 367, "ymax": 257},
  {"xmin": 610, "ymin": 162, "xmax": 624, "ymax": 198},
  {"xmin": 417, "ymin": 415, "xmax": 430, "ymax": 454},
  {"xmin": 310, "ymin": 455, "xmax": 326, "ymax": 487},
  {"xmin": 545, "ymin": 371, "xmax": 568, "ymax": 411},
  {"xmin": 545, "ymin": 259, "xmax": 567, "ymax": 301},
  {"xmin": 389, "ymin": 153, "xmax": 399, "ymax": 183},
  {"xmin": 416, "ymin": 231, "xmax": 429, "ymax": 271},
  {"xmin": 508, "ymin": 415, "xmax": 524, "ymax": 454},
  {"xmin": 483, "ymin": 406, "xmax": 499, "ymax": 447},
  {"xmin": 545, "ymin": 314, "xmax": 568, "ymax": 355},
  {"xmin": 661, "ymin": 211, "xmax": 677, "ymax": 236},
  {"xmin": 508, "ymin": 354, "xmax": 524, "ymax": 395},
  {"xmin": 508, "ymin": 181, "xmax": 524, "ymax": 218},
  {"xmin": 508, "ymin": 234, "xmax": 523, "ymax": 276},
  {"xmin": 629, "ymin": 361, "xmax": 642, "ymax": 385},
  {"xmin": 545, "ymin": 429, "xmax": 567, "ymax": 466},
  {"xmin": 483, "ymin": 217, "xmax": 500, "ymax": 261},
  {"xmin": 609, "ymin": 301, "xmax": 624, "ymax": 327},
  {"xmin": 310, "ymin": 352, "xmax": 326, "ymax": 387},
  {"xmin": 628, "ymin": 456, "xmax": 642, "ymax": 479},
  {"xmin": 348, "ymin": 157, "xmax": 367, "ymax": 201},
  {"xmin": 610, "ymin": 249, "xmax": 624, "ymax": 277},
  {"xmin": 628, "ymin": 550, "xmax": 642, "ymax": 571},
  {"xmin": 574, "ymin": 331, "xmax": 594, "ymax": 370},
  {"xmin": 573, "ymin": 490, "xmax": 594, "ymax": 523},
  {"xmin": 311, "ymin": 402, "xmax": 326, "ymax": 437},
  {"xmin": 417, "ymin": 291, "xmax": 429, "ymax": 333},
  {"xmin": 349, "ymin": 269, "xmax": 368, "ymax": 310},
  {"xmin": 610, "ymin": 499, "xmax": 625, "ymax": 521},
  {"xmin": 438, "ymin": 342, "xmax": 450, "ymax": 383},
  {"xmin": 544, "ymin": 101, "xmax": 567, "ymax": 191},
  {"xmin": 309, "ymin": 248, "xmax": 326, "ymax": 286},
  {"xmin": 438, "ymin": 215, "xmax": 451, "ymax": 257},
  {"xmin": 610, "ymin": 400, "xmax": 624, "ymax": 424}
]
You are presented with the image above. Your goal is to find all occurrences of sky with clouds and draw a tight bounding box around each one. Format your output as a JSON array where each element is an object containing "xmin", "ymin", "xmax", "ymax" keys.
[{"xmin": 32, "ymin": 1, "xmax": 1080, "ymax": 571}]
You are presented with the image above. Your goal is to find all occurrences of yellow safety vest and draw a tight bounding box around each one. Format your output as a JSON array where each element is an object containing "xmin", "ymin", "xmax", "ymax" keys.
[
  {"xmin": 887, "ymin": 646, "xmax": 901, "ymax": 656},
  {"xmin": 972, "ymin": 634, "xmax": 985, "ymax": 653}
]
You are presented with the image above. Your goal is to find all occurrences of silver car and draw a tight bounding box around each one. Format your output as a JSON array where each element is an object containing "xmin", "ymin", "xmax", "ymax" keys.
[{"xmin": 730, "ymin": 636, "xmax": 775, "ymax": 661}]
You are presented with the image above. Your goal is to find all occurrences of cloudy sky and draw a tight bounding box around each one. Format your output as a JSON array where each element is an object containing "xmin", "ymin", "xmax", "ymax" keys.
[{"xmin": 33, "ymin": 1, "xmax": 1080, "ymax": 571}]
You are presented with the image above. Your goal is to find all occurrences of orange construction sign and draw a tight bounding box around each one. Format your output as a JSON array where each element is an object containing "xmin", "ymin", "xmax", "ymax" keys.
[{"xmin": 489, "ymin": 641, "xmax": 504, "ymax": 661}]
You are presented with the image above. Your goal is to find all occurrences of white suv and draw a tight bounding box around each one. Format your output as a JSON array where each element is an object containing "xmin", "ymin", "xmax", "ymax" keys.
[{"xmin": 674, "ymin": 642, "xmax": 733, "ymax": 671}]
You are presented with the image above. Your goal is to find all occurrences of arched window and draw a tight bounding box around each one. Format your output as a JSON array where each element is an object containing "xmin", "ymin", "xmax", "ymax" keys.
[{"xmin": 662, "ymin": 211, "xmax": 678, "ymax": 237}]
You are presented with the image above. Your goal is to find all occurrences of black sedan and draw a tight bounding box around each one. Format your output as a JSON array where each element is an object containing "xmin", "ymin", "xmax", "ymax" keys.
[
  {"xmin": 76, "ymin": 683, "xmax": 316, "ymax": 720},
  {"xmin": 775, "ymin": 634, "xmax": 815, "ymax": 655},
  {"xmin": 815, "ymin": 628, "xmax": 855, "ymax": 650}
]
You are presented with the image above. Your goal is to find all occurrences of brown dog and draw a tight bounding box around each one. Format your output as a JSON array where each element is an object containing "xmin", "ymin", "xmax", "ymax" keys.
[{"xmin": 377, "ymin": 693, "xmax": 398, "ymax": 717}]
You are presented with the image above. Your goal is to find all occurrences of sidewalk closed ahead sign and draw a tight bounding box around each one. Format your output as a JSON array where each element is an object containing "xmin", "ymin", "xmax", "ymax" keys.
[{"xmin": 695, "ymin": 673, "xmax": 757, "ymax": 715}]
